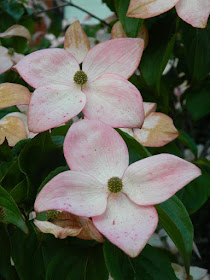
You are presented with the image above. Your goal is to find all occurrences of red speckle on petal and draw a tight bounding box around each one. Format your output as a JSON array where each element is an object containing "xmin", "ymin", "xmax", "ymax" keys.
[
  {"xmin": 112, "ymin": 220, "xmax": 115, "ymax": 225},
  {"xmin": 80, "ymin": 100, "xmax": 83, "ymax": 103}
]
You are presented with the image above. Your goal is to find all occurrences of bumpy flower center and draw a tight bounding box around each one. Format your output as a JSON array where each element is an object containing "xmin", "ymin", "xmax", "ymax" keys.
[
  {"xmin": 46, "ymin": 210, "xmax": 60, "ymax": 221},
  {"xmin": 73, "ymin": 70, "xmax": 88, "ymax": 85},
  {"xmin": 107, "ymin": 177, "xmax": 123, "ymax": 193}
]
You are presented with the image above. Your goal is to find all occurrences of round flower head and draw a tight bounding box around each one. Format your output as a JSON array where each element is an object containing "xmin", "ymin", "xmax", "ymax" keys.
[
  {"xmin": 14, "ymin": 21, "xmax": 145, "ymax": 133},
  {"xmin": 35, "ymin": 120, "xmax": 201, "ymax": 257}
]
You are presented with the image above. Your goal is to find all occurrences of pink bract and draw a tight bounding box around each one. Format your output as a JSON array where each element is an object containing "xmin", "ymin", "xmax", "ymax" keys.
[
  {"xmin": 35, "ymin": 119, "xmax": 201, "ymax": 257},
  {"xmin": 14, "ymin": 38, "xmax": 145, "ymax": 133},
  {"xmin": 127, "ymin": 0, "xmax": 210, "ymax": 29}
]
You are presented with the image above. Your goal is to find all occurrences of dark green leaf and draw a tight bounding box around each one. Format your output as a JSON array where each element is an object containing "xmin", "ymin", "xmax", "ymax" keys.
[
  {"xmin": 116, "ymin": 129, "xmax": 152, "ymax": 159},
  {"xmin": 11, "ymin": 222, "xmax": 45, "ymax": 280},
  {"xmin": 0, "ymin": 224, "xmax": 12, "ymax": 279},
  {"xmin": 117, "ymin": 0, "xmax": 143, "ymax": 37},
  {"xmin": 178, "ymin": 130, "xmax": 198, "ymax": 158},
  {"xmin": 1, "ymin": 0, "xmax": 24, "ymax": 21},
  {"xmin": 0, "ymin": 160, "xmax": 24, "ymax": 192},
  {"xmin": 10, "ymin": 179, "xmax": 28, "ymax": 204},
  {"xmin": 104, "ymin": 241, "xmax": 178, "ymax": 280},
  {"xmin": 38, "ymin": 165, "xmax": 69, "ymax": 193},
  {"xmin": 177, "ymin": 170, "xmax": 210, "ymax": 214},
  {"xmin": 0, "ymin": 140, "xmax": 13, "ymax": 163},
  {"xmin": 0, "ymin": 185, "xmax": 28, "ymax": 233},
  {"xmin": 102, "ymin": 0, "xmax": 116, "ymax": 12},
  {"xmin": 18, "ymin": 132, "xmax": 66, "ymax": 203},
  {"xmin": 181, "ymin": 22, "xmax": 210, "ymax": 82},
  {"xmin": 156, "ymin": 195, "xmax": 193, "ymax": 274},
  {"xmin": 140, "ymin": 14, "xmax": 177, "ymax": 93},
  {"xmin": 51, "ymin": 124, "xmax": 71, "ymax": 146},
  {"xmin": 86, "ymin": 245, "xmax": 109, "ymax": 280},
  {"xmin": 12, "ymin": 138, "xmax": 31, "ymax": 158},
  {"xmin": 186, "ymin": 85, "xmax": 210, "ymax": 120},
  {"xmin": 0, "ymin": 106, "xmax": 19, "ymax": 119},
  {"xmin": 46, "ymin": 247, "xmax": 87, "ymax": 280}
]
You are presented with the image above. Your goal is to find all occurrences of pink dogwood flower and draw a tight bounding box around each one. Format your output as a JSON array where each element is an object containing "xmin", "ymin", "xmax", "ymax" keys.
[
  {"xmin": 35, "ymin": 119, "xmax": 201, "ymax": 257},
  {"xmin": 127, "ymin": 0, "xmax": 210, "ymax": 29},
  {"xmin": 14, "ymin": 28, "xmax": 145, "ymax": 133}
]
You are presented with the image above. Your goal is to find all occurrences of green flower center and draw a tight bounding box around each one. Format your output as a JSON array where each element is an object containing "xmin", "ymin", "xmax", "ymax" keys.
[
  {"xmin": 107, "ymin": 177, "xmax": 123, "ymax": 193},
  {"xmin": 46, "ymin": 210, "xmax": 60, "ymax": 221},
  {"xmin": 73, "ymin": 70, "xmax": 88, "ymax": 85}
]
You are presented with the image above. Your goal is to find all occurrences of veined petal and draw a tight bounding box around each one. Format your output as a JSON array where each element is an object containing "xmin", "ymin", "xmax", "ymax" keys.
[
  {"xmin": 123, "ymin": 154, "xmax": 201, "ymax": 206},
  {"xmin": 126, "ymin": 0, "xmax": 179, "ymax": 18},
  {"xmin": 34, "ymin": 219, "xmax": 82, "ymax": 239},
  {"xmin": 143, "ymin": 102, "xmax": 157, "ymax": 117},
  {"xmin": 14, "ymin": 49, "xmax": 79, "ymax": 88},
  {"xmin": 93, "ymin": 192, "xmax": 158, "ymax": 258},
  {"xmin": 28, "ymin": 84, "xmax": 86, "ymax": 133},
  {"xmin": 111, "ymin": 21, "xmax": 149, "ymax": 49},
  {"xmin": 64, "ymin": 20, "xmax": 90, "ymax": 64},
  {"xmin": 0, "ymin": 46, "xmax": 13, "ymax": 75},
  {"xmin": 64, "ymin": 119, "xmax": 129, "ymax": 185},
  {"xmin": 82, "ymin": 38, "xmax": 144, "ymax": 81},
  {"xmin": 175, "ymin": 0, "xmax": 210, "ymax": 28},
  {"xmin": 0, "ymin": 25, "xmax": 31, "ymax": 41},
  {"xmin": 82, "ymin": 74, "xmax": 144, "ymax": 128},
  {"xmin": 133, "ymin": 112, "xmax": 179, "ymax": 147},
  {"xmin": 0, "ymin": 115, "xmax": 27, "ymax": 146},
  {"xmin": 0, "ymin": 83, "xmax": 31, "ymax": 109},
  {"xmin": 34, "ymin": 171, "xmax": 108, "ymax": 217}
]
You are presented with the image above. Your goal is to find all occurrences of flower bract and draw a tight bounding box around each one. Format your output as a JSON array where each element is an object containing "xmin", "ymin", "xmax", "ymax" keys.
[
  {"xmin": 14, "ymin": 21, "xmax": 145, "ymax": 133},
  {"xmin": 35, "ymin": 119, "xmax": 201, "ymax": 257},
  {"xmin": 127, "ymin": 0, "xmax": 210, "ymax": 29}
]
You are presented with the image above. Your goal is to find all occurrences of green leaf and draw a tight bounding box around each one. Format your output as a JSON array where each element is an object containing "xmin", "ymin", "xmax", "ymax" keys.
[
  {"xmin": 102, "ymin": 0, "xmax": 116, "ymax": 12},
  {"xmin": 46, "ymin": 247, "xmax": 87, "ymax": 280},
  {"xmin": 156, "ymin": 195, "xmax": 193, "ymax": 274},
  {"xmin": 38, "ymin": 165, "xmax": 69, "ymax": 193},
  {"xmin": 0, "ymin": 160, "xmax": 24, "ymax": 192},
  {"xmin": 186, "ymin": 85, "xmax": 210, "ymax": 120},
  {"xmin": 85, "ymin": 245, "xmax": 109, "ymax": 280},
  {"xmin": 51, "ymin": 124, "xmax": 71, "ymax": 146},
  {"xmin": 0, "ymin": 106, "xmax": 19, "ymax": 119},
  {"xmin": 178, "ymin": 130, "xmax": 198, "ymax": 158},
  {"xmin": 10, "ymin": 179, "xmax": 28, "ymax": 204},
  {"xmin": 1, "ymin": 0, "xmax": 24, "ymax": 21},
  {"xmin": 12, "ymin": 139, "xmax": 31, "ymax": 158},
  {"xmin": 181, "ymin": 22, "xmax": 210, "ymax": 82},
  {"xmin": 11, "ymin": 222, "xmax": 45, "ymax": 280},
  {"xmin": 18, "ymin": 132, "xmax": 66, "ymax": 203},
  {"xmin": 0, "ymin": 224, "xmax": 12, "ymax": 279},
  {"xmin": 104, "ymin": 241, "xmax": 178, "ymax": 280},
  {"xmin": 116, "ymin": 129, "xmax": 152, "ymax": 159},
  {"xmin": 177, "ymin": 170, "xmax": 210, "ymax": 214},
  {"xmin": 0, "ymin": 185, "xmax": 28, "ymax": 233},
  {"xmin": 140, "ymin": 14, "xmax": 177, "ymax": 93},
  {"xmin": 116, "ymin": 0, "xmax": 143, "ymax": 37},
  {"xmin": 0, "ymin": 140, "xmax": 13, "ymax": 163}
]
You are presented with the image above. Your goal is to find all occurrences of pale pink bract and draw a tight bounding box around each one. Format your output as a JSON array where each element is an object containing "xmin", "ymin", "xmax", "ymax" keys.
[
  {"xmin": 127, "ymin": 0, "xmax": 210, "ymax": 29},
  {"xmin": 14, "ymin": 38, "xmax": 145, "ymax": 133},
  {"xmin": 35, "ymin": 119, "xmax": 201, "ymax": 257}
]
